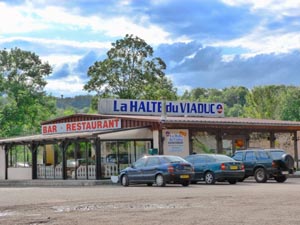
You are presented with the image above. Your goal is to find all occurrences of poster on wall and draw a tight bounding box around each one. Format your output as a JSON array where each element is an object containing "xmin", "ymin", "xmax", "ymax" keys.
[{"xmin": 164, "ymin": 129, "xmax": 189, "ymax": 157}]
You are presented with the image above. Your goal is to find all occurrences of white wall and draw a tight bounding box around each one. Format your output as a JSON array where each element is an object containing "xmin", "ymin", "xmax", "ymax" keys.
[
  {"xmin": 7, "ymin": 168, "xmax": 32, "ymax": 180},
  {"xmin": 0, "ymin": 146, "xmax": 5, "ymax": 180}
]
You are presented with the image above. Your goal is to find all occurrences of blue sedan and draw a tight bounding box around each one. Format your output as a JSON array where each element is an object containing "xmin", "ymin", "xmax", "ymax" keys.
[
  {"xmin": 184, "ymin": 154, "xmax": 245, "ymax": 184},
  {"xmin": 119, "ymin": 155, "xmax": 194, "ymax": 187}
]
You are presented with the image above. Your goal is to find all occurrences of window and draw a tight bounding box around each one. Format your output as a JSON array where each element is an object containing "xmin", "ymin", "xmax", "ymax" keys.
[
  {"xmin": 245, "ymin": 152, "xmax": 256, "ymax": 161},
  {"xmin": 232, "ymin": 152, "xmax": 243, "ymax": 161},
  {"xmin": 134, "ymin": 157, "xmax": 147, "ymax": 168},
  {"xmin": 206, "ymin": 156, "xmax": 216, "ymax": 163},
  {"xmin": 257, "ymin": 151, "xmax": 269, "ymax": 160},
  {"xmin": 269, "ymin": 150, "xmax": 284, "ymax": 160},
  {"xmin": 146, "ymin": 157, "xmax": 160, "ymax": 167},
  {"xmin": 195, "ymin": 156, "xmax": 207, "ymax": 163}
]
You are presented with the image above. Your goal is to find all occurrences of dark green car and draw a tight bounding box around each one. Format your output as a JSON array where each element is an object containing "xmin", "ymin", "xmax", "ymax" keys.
[
  {"xmin": 232, "ymin": 148, "xmax": 295, "ymax": 183},
  {"xmin": 184, "ymin": 154, "xmax": 245, "ymax": 184}
]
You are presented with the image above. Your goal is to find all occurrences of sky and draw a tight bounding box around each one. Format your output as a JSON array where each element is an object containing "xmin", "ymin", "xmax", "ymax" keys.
[{"xmin": 1, "ymin": 0, "xmax": 300, "ymax": 97}]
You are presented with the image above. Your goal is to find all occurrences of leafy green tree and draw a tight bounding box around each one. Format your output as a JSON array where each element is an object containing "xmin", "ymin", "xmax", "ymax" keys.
[
  {"xmin": 222, "ymin": 86, "xmax": 249, "ymax": 108},
  {"xmin": 179, "ymin": 88, "xmax": 223, "ymax": 102},
  {"xmin": 180, "ymin": 88, "xmax": 207, "ymax": 101},
  {"xmin": 226, "ymin": 103, "xmax": 244, "ymax": 117},
  {"xmin": 243, "ymin": 85, "xmax": 287, "ymax": 119},
  {"xmin": 222, "ymin": 86, "xmax": 249, "ymax": 117},
  {"xmin": 0, "ymin": 48, "xmax": 55, "ymax": 137},
  {"xmin": 84, "ymin": 34, "xmax": 177, "ymax": 100},
  {"xmin": 280, "ymin": 86, "xmax": 300, "ymax": 121}
]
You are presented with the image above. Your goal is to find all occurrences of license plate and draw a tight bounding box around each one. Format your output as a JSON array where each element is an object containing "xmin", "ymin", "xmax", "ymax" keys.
[
  {"xmin": 180, "ymin": 175, "xmax": 189, "ymax": 179},
  {"xmin": 230, "ymin": 165, "xmax": 238, "ymax": 170},
  {"xmin": 282, "ymin": 171, "xmax": 289, "ymax": 175}
]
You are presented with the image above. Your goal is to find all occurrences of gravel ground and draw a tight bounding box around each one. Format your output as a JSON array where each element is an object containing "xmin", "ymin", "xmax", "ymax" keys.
[{"xmin": 0, "ymin": 178, "xmax": 300, "ymax": 225}]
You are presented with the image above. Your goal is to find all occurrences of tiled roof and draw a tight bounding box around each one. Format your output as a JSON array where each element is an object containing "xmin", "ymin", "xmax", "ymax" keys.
[{"xmin": 97, "ymin": 114, "xmax": 300, "ymax": 127}]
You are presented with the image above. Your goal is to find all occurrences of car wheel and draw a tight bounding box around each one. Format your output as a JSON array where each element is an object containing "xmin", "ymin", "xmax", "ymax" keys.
[
  {"xmin": 204, "ymin": 172, "xmax": 216, "ymax": 184},
  {"xmin": 254, "ymin": 168, "xmax": 268, "ymax": 183},
  {"xmin": 155, "ymin": 174, "xmax": 166, "ymax": 187},
  {"xmin": 181, "ymin": 181, "xmax": 190, "ymax": 187},
  {"xmin": 228, "ymin": 179, "xmax": 237, "ymax": 184},
  {"xmin": 282, "ymin": 154, "xmax": 294, "ymax": 170},
  {"xmin": 121, "ymin": 175, "xmax": 129, "ymax": 187},
  {"xmin": 274, "ymin": 175, "xmax": 287, "ymax": 183},
  {"xmin": 147, "ymin": 183, "xmax": 153, "ymax": 186}
]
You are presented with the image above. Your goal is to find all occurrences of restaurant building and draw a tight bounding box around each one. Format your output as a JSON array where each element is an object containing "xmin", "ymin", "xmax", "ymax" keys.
[{"xmin": 0, "ymin": 98, "xmax": 300, "ymax": 181}]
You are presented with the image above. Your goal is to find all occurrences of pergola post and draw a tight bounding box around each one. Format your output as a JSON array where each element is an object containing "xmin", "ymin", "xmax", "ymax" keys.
[
  {"xmin": 294, "ymin": 131, "xmax": 299, "ymax": 169},
  {"xmin": 269, "ymin": 132, "xmax": 276, "ymax": 148}
]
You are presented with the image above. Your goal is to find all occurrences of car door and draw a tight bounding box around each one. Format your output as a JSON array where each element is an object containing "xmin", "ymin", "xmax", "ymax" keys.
[
  {"xmin": 256, "ymin": 150, "xmax": 273, "ymax": 172},
  {"xmin": 141, "ymin": 157, "xmax": 160, "ymax": 182},
  {"xmin": 243, "ymin": 151, "xmax": 257, "ymax": 176},
  {"xmin": 193, "ymin": 155, "xmax": 208, "ymax": 180},
  {"xmin": 127, "ymin": 157, "xmax": 147, "ymax": 182}
]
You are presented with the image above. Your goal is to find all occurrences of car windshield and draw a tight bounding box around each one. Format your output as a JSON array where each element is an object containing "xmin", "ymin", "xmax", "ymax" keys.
[
  {"xmin": 162, "ymin": 156, "xmax": 187, "ymax": 163},
  {"xmin": 213, "ymin": 155, "xmax": 235, "ymax": 162},
  {"xmin": 268, "ymin": 150, "xmax": 285, "ymax": 159}
]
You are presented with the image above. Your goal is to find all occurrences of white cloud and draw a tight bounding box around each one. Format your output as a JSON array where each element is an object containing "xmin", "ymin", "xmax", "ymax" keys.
[
  {"xmin": 0, "ymin": 2, "xmax": 178, "ymax": 46},
  {"xmin": 0, "ymin": 2, "xmax": 47, "ymax": 33},
  {"xmin": 41, "ymin": 54, "xmax": 81, "ymax": 66},
  {"xmin": 0, "ymin": 36, "xmax": 111, "ymax": 49},
  {"xmin": 0, "ymin": 2, "xmax": 185, "ymax": 47},
  {"xmin": 45, "ymin": 75, "xmax": 88, "ymax": 97},
  {"xmin": 221, "ymin": 0, "xmax": 300, "ymax": 16},
  {"xmin": 209, "ymin": 23, "xmax": 300, "ymax": 58}
]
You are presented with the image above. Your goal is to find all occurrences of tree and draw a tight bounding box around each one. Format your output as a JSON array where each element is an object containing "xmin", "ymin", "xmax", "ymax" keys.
[
  {"xmin": 0, "ymin": 48, "xmax": 56, "ymax": 137},
  {"xmin": 243, "ymin": 85, "xmax": 286, "ymax": 119},
  {"xmin": 222, "ymin": 86, "xmax": 249, "ymax": 117},
  {"xmin": 280, "ymin": 86, "xmax": 300, "ymax": 121},
  {"xmin": 84, "ymin": 34, "xmax": 177, "ymax": 100},
  {"xmin": 222, "ymin": 86, "xmax": 249, "ymax": 108}
]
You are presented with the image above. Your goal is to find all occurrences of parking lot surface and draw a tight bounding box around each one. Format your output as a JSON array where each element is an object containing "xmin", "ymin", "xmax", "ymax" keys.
[{"xmin": 0, "ymin": 178, "xmax": 300, "ymax": 225}]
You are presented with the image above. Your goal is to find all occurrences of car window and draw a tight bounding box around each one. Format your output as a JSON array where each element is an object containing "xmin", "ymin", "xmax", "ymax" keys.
[
  {"xmin": 232, "ymin": 152, "xmax": 243, "ymax": 161},
  {"xmin": 214, "ymin": 155, "xmax": 235, "ymax": 162},
  {"xmin": 206, "ymin": 155, "xmax": 216, "ymax": 163},
  {"xmin": 245, "ymin": 151, "xmax": 256, "ymax": 161},
  {"xmin": 146, "ymin": 157, "xmax": 160, "ymax": 167},
  {"xmin": 133, "ymin": 157, "xmax": 147, "ymax": 168},
  {"xmin": 162, "ymin": 156, "xmax": 186, "ymax": 163},
  {"xmin": 194, "ymin": 155, "xmax": 207, "ymax": 163},
  {"xmin": 184, "ymin": 156, "xmax": 194, "ymax": 163},
  {"xmin": 257, "ymin": 151, "xmax": 269, "ymax": 160},
  {"xmin": 268, "ymin": 150, "xmax": 284, "ymax": 159}
]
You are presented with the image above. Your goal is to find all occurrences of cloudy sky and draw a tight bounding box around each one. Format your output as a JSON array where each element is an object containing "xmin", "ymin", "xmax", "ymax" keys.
[{"xmin": 1, "ymin": 0, "xmax": 300, "ymax": 97}]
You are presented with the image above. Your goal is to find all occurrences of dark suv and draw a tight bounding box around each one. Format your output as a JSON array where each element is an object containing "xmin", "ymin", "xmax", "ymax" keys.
[{"xmin": 232, "ymin": 148, "xmax": 294, "ymax": 183}]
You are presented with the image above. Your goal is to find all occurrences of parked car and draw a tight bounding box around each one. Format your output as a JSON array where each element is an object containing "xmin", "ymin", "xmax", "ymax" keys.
[
  {"xmin": 106, "ymin": 153, "xmax": 129, "ymax": 164},
  {"xmin": 184, "ymin": 154, "xmax": 245, "ymax": 184},
  {"xmin": 119, "ymin": 155, "xmax": 194, "ymax": 187},
  {"xmin": 232, "ymin": 148, "xmax": 295, "ymax": 183}
]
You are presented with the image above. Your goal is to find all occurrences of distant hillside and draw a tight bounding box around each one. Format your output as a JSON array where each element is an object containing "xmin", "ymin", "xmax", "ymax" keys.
[{"xmin": 56, "ymin": 95, "xmax": 93, "ymax": 110}]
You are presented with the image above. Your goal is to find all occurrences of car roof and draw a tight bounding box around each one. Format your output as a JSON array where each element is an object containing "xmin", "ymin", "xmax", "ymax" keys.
[
  {"xmin": 187, "ymin": 153, "xmax": 231, "ymax": 158},
  {"xmin": 142, "ymin": 155, "xmax": 183, "ymax": 158},
  {"xmin": 188, "ymin": 153, "xmax": 226, "ymax": 156},
  {"xmin": 235, "ymin": 149, "xmax": 264, "ymax": 152},
  {"xmin": 235, "ymin": 148, "xmax": 284, "ymax": 152},
  {"xmin": 264, "ymin": 148, "xmax": 285, "ymax": 151}
]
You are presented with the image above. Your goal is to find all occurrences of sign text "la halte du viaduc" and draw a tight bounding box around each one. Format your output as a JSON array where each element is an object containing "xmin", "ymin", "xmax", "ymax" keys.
[{"xmin": 98, "ymin": 99, "xmax": 224, "ymax": 117}]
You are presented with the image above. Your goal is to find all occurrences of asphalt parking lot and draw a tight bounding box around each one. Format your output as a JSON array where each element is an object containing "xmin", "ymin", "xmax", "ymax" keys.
[{"xmin": 1, "ymin": 178, "xmax": 300, "ymax": 225}]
